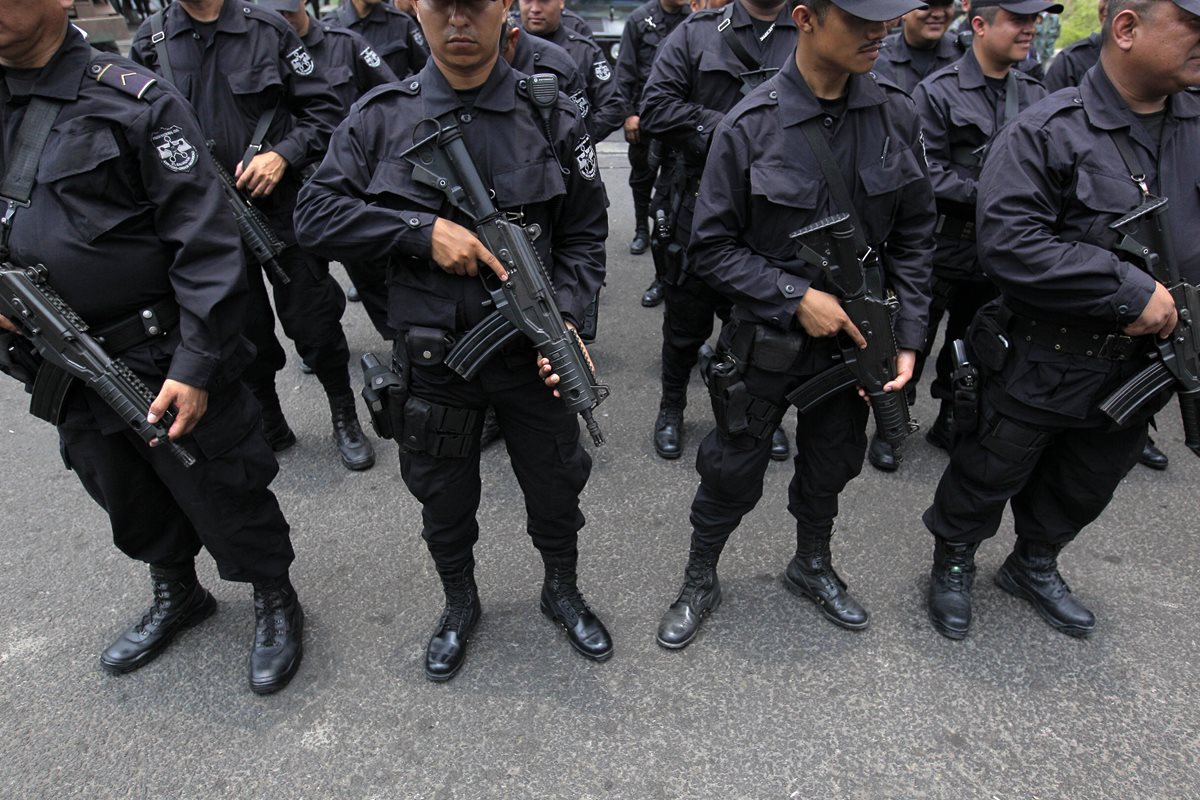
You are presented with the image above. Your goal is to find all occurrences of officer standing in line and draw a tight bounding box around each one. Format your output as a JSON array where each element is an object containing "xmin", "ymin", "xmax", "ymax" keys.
[
  {"xmin": 638, "ymin": 0, "xmax": 797, "ymax": 461},
  {"xmin": 519, "ymin": 0, "xmax": 625, "ymax": 139},
  {"xmin": 614, "ymin": 0, "xmax": 690, "ymax": 294},
  {"xmin": 871, "ymin": 0, "xmax": 958, "ymax": 93},
  {"xmin": 923, "ymin": 0, "xmax": 1200, "ymax": 640},
  {"xmin": 866, "ymin": 0, "xmax": 1053, "ymax": 473},
  {"xmin": 294, "ymin": 0, "xmax": 613, "ymax": 682},
  {"xmin": 1043, "ymin": 2, "xmax": 1105, "ymax": 93},
  {"xmin": 130, "ymin": 0, "xmax": 377, "ymax": 472},
  {"xmin": 0, "ymin": 0, "xmax": 302, "ymax": 693},
  {"xmin": 655, "ymin": 0, "xmax": 935, "ymax": 649},
  {"xmin": 262, "ymin": 0, "xmax": 400, "ymax": 343},
  {"xmin": 324, "ymin": 0, "xmax": 428, "ymax": 79}
]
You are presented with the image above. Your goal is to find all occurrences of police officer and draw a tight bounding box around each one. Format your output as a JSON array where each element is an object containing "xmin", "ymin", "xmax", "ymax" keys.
[
  {"xmin": 872, "ymin": 0, "xmax": 958, "ymax": 93},
  {"xmin": 924, "ymin": 0, "xmax": 1200, "ymax": 640},
  {"xmin": 262, "ymin": 0, "xmax": 400, "ymax": 342},
  {"xmin": 639, "ymin": 0, "xmax": 797, "ymax": 461},
  {"xmin": 519, "ymin": 0, "xmax": 625, "ymax": 139},
  {"xmin": 324, "ymin": 0, "xmax": 429, "ymax": 79},
  {"xmin": 615, "ymin": 0, "xmax": 690, "ymax": 286},
  {"xmin": 294, "ymin": 0, "xmax": 613, "ymax": 682},
  {"xmin": 501, "ymin": 16, "xmax": 587, "ymax": 108},
  {"xmin": 1043, "ymin": 2, "xmax": 1104, "ymax": 92},
  {"xmin": 655, "ymin": 0, "xmax": 935, "ymax": 649},
  {"xmin": 131, "ymin": 0, "xmax": 377, "ymax": 472},
  {"xmin": 0, "ymin": 0, "xmax": 302, "ymax": 693},
  {"xmin": 868, "ymin": 0, "xmax": 1053, "ymax": 473}
]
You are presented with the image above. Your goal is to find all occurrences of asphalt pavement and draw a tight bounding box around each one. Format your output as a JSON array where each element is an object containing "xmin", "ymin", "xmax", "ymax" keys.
[{"xmin": 1, "ymin": 142, "xmax": 1197, "ymax": 800}]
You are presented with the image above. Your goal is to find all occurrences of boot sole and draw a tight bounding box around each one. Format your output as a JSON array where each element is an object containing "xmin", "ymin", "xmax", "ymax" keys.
[
  {"xmin": 540, "ymin": 602, "xmax": 613, "ymax": 662},
  {"xmin": 994, "ymin": 568, "xmax": 1094, "ymax": 638},
  {"xmin": 654, "ymin": 444, "xmax": 683, "ymax": 460},
  {"xmin": 927, "ymin": 610, "xmax": 969, "ymax": 640},
  {"xmin": 770, "ymin": 450, "xmax": 790, "ymax": 463},
  {"xmin": 655, "ymin": 591, "xmax": 721, "ymax": 651},
  {"xmin": 339, "ymin": 451, "xmax": 376, "ymax": 471},
  {"xmin": 782, "ymin": 572, "xmax": 869, "ymax": 631},
  {"xmin": 99, "ymin": 591, "xmax": 218, "ymax": 675},
  {"xmin": 249, "ymin": 605, "xmax": 306, "ymax": 695}
]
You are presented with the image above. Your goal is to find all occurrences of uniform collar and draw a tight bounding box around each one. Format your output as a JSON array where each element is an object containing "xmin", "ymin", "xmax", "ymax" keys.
[
  {"xmin": 1080, "ymin": 62, "xmax": 1200, "ymax": 133},
  {"xmin": 952, "ymin": 47, "xmax": 990, "ymax": 90},
  {"xmin": 336, "ymin": 1, "xmax": 385, "ymax": 27},
  {"xmin": 728, "ymin": 0, "xmax": 798, "ymax": 32},
  {"xmin": 2, "ymin": 25, "xmax": 90, "ymax": 103},
  {"xmin": 419, "ymin": 57, "xmax": 518, "ymax": 117},
  {"xmin": 302, "ymin": 18, "xmax": 326, "ymax": 47},
  {"xmin": 166, "ymin": 0, "xmax": 249, "ymax": 38},
  {"xmin": 778, "ymin": 56, "xmax": 887, "ymax": 127},
  {"xmin": 890, "ymin": 32, "xmax": 959, "ymax": 63}
]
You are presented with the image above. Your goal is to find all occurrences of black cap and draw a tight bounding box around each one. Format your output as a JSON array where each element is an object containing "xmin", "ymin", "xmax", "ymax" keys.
[
  {"xmin": 255, "ymin": 0, "xmax": 305, "ymax": 11},
  {"xmin": 827, "ymin": 0, "xmax": 931, "ymax": 23},
  {"xmin": 1175, "ymin": 0, "xmax": 1200, "ymax": 16},
  {"xmin": 969, "ymin": 0, "xmax": 1065, "ymax": 14}
]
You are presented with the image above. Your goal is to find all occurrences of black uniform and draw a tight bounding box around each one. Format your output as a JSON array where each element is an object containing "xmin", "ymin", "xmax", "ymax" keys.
[
  {"xmin": 872, "ymin": 30, "xmax": 959, "ymax": 94},
  {"xmin": 639, "ymin": 0, "xmax": 797, "ymax": 415},
  {"xmin": 302, "ymin": 17, "xmax": 400, "ymax": 342},
  {"xmin": 1043, "ymin": 32, "xmax": 1100, "ymax": 93},
  {"xmin": 130, "ymin": 1, "xmax": 357, "ymax": 428},
  {"xmin": 293, "ymin": 59, "xmax": 607, "ymax": 575},
  {"xmin": 1, "ymin": 29, "xmax": 293, "ymax": 583},
  {"xmin": 687, "ymin": 57, "xmax": 934, "ymax": 549},
  {"xmin": 532, "ymin": 22, "xmax": 624, "ymax": 140},
  {"xmin": 615, "ymin": 0, "xmax": 689, "ymax": 231},
  {"xmin": 911, "ymin": 49, "xmax": 1045, "ymax": 407},
  {"xmin": 324, "ymin": 1, "xmax": 427, "ymax": 79},
  {"xmin": 923, "ymin": 64, "xmax": 1198, "ymax": 548}
]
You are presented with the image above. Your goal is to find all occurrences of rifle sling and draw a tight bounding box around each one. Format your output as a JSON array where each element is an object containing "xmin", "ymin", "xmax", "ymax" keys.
[
  {"xmin": 717, "ymin": 4, "xmax": 764, "ymax": 73},
  {"xmin": 1109, "ymin": 127, "xmax": 1152, "ymax": 199},
  {"xmin": 1, "ymin": 98, "xmax": 64, "ymax": 259},
  {"xmin": 798, "ymin": 117, "xmax": 869, "ymax": 256}
]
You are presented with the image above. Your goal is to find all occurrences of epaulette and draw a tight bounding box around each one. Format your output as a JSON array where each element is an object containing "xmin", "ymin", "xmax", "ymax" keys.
[
  {"xmin": 869, "ymin": 71, "xmax": 905, "ymax": 95},
  {"xmin": 239, "ymin": 4, "xmax": 290, "ymax": 34},
  {"xmin": 88, "ymin": 60, "xmax": 157, "ymax": 100},
  {"xmin": 359, "ymin": 80, "xmax": 415, "ymax": 108}
]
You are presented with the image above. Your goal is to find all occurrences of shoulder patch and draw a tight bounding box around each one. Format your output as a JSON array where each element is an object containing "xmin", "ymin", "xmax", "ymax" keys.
[
  {"xmin": 89, "ymin": 61, "xmax": 157, "ymax": 100},
  {"xmin": 574, "ymin": 134, "xmax": 597, "ymax": 181},
  {"xmin": 151, "ymin": 125, "xmax": 198, "ymax": 172}
]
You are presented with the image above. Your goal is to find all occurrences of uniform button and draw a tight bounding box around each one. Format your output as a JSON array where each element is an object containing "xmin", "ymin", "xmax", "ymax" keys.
[
  {"xmin": 460, "ymin": 113, "xmax": 472, "ymax": 123},
  {"xmin": 142, "ymin": 310, "xmax": 153, "ymax": 319},
  {"xmin": 1073, "ymin": 97, "xmax": 1082, "ymax": 105},
  {"xmin": 1118, "ymin": 303, "xmax": 1129, "ymax": 314},
  {"xmin": 518, "ymin": 80, "xmax": 527, "ymax": 90},
  {"xmin": 148, "ymin": 326, "xmax": 160, "ymax": 336},
  {"xmin": 409, "ymin": 80, "xmax": 419, "ymax": 90},
  {"xmin": 193, "ymin": 32, "xmax": 200, "ymax": 39},
  {"xmin": 823, "ymin": 116, "xmax": 833, "ymax": 128},
  {"xmin": 784, "ymin": 284, "xmax": 794, "ymax": 294},
  {"xmin": 243, "ymin": 6, "xmax": 251, "ymax": 13},
  {"xmin": 422, "ymin": 350, "xmax": 433, "ymax": 360},
  {"xmin": 409, "ymin": 217, "xmax": 421, "ymax": 227},
  {"xmin": 697, "ymin": 124, "xmax": 704, "ymax": 132},
  {"xmin": 769, "ymin": 91, "xmax": 777, "ymax": 100},
  {"xmin": 534, "ymin": 53, "xmax": 542, "ymax": 61},
  {"xmin": 90, "ymin": 65, "xmax": 102, "ymax": 74}
]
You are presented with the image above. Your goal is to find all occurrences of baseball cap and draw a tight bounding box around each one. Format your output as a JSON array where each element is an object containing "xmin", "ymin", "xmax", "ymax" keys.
[
  {"xmin": 828, "ymin": 0, "xmax": 931, "ymax": 23},
  {"xmin": 1174, "ymin": 0, "xmax": 1200, "ymax": 16},
  {"xmin": 255, "ymin": 0, "xmax": 306, "ymax": 12},
  {"xmin": 969, "ymin": 0, "xmax": 1065, "ymax": 15}
]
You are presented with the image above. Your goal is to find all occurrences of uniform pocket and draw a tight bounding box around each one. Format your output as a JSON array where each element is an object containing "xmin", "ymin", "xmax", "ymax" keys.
[
  {"xmin": 1003, "ymin": 343, "xmax": 1113, "ymax": 420},
  {"xmin": 1073, "ymin": 168, "xmax": 1142, "ymax": 246},
  {"xmin": 492, "ymin": 158, "xmax": 566, "ymax": 208},
  {"xmin": 857, "ymin": 145, "xmax": 924, "ymax": 242},
  {"xmin": 367, "ymin": 157, "xmax": 446, "ymax": 211},
  {"xmin": 38, "ymin": 123, "xmax": 139, "ymax": 242}
]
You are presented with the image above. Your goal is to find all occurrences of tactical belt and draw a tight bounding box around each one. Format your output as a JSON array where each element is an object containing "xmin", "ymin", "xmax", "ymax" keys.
[
  {"xmin": 1006, "ymin": 312, "xmax": 1141, "ymax": 361},
  {"xmin": 92, "ymin": 298, "xmax": 180, "ymax": 355}
]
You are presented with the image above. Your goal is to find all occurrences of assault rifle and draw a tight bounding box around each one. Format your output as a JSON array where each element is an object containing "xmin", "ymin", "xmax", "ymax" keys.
[
  {"xmin": 400, "ymin": 118, "xmax": 610, "ymax": 446},
  {"xmin": 784, "ymin": 213, "xmax": 918, "ymax": 447},
  {"xmin": 206, "ymin": 141, "xmax": 290, "ymax": 286},
  {"xmin": 1098, "ymin": 196, "xmax": 1200, "ymax": 456},
  {"xmin": 0, "ymin": 263, "xmax": 195, "ymax": 467}
]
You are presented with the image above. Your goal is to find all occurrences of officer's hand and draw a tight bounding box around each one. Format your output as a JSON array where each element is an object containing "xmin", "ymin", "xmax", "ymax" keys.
[
  {"xmin": 0, "ymin": 314, "xmax": 17, "ymax": 334},
  {"xmin": 537, "ymin": 321, "xmax": 590, "ymax": 396},
  {"xmin": 884, "ymin": 349, "xmax": 917, "ymax": 393},
  {"xmin": 796, "ymin": 288, "xmax": 868, "ymax": 349},
  {"xmin": 624, "ymin": 115, "xmax": 640, "ymax": 144},
  {"xmin": 234, "ymin": 151, "xmax": 289, "ymax": 199},
  {"xmin": 1124, "ymin": 282, "xmax": 1178, "ymax": 339},
  {"xmin": 431, "ymin": 218, "xmax": 509, "ymax": 281},
  {"xmin": 147, "ymin": 379, "xmax": 209, "ymax": 442}
]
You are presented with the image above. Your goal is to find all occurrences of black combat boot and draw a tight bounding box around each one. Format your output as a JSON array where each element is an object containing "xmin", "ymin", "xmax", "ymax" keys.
[
  {"xmin": 1139, "ymin": 435, "xmax": 1169, "ymax": 470},
  {"xmin": 330, "ymin": 393, "xmax": 375, "ymax": 471},
  {"xmin": 100, "ymin": 563, "xmax": 217, "ymax": 674},
  {"xmin": 928, "ymin": 538, "xmax": 979, "ymax": 640},
  {"xmin": 425, "ymin": 562, "xmax": 481, "ymax": 682},
  {"xmin": 783, "ymin": 530, "xmax": 869, "ymax": 630},
  {"xmin": 641, "ymin": 279, "xmax": 665, "ymax": 307},
  {"xmin": 925, "ymin": 400, "xmax": 955, "ymax": 451},
  {"xmin": 867, "ymin": 433, "xmax": 898, "ymax": 471},
  {"xmin": 248, "ymin": 576, "xmax": 304, "ymax": 694},
  {"xmin": 656, "ymin": 545, "xmax": 722, "ymax": 650},
  {"xmin": 771, "ymin": 426, "xmax": 790, "ymax": 461},
  {"xmin": 995, "ymin": 539, "xmax": 1096, "ymax": 637},
  {"xmin": 630, "ymin": 206, "xmax": 650, "ymax": 255},
  {"xmin": 540, "ymin": 556, "xmax": 613, "ymax": 661},
  {"xmin": 257, "ymin": 389, "xmax": 297, "ymax": 452},
  {"xmin": 653, "ymin": 406, "xmax": 684, "ymax": 460}
]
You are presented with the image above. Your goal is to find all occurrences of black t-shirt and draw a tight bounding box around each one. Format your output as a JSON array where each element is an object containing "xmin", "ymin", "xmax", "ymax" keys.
[
  {"xmin": 749, "ymin": 16, "xmax": 775, "ymax": 42},
  {"xmin": 1134, "ymin": 108, "xmax": 1167, "ymax": 153},
  {"xmin": 192, "ymin": 18, "xmax": 219, "ymax": 47},
  {"xmin": 1, "ymin": 66, "xmax": 41, "ymax": 98},
  {"xmin": 908, "ymin": 45, "xmax": 937, "ymax": 78}
]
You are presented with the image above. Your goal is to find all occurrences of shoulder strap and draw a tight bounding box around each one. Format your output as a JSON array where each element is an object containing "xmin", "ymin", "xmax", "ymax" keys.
[
  {"xmin": 149, "ymin": 10, "xmax": 175, "ymax": 88},
  {"xmin": 717, "ymin": 4, "xmax": 762, "ymax": 73},
  {"xmin": 798, "ymin": 117, "xmax": 869, "ymax": 254},
  {"xmin": 240, "ymin": 106, "xmax": 278, "ymax": 173},
  {"xmin": 1, "ymin": 99, "xmax": 65, "ymax": 259},
  {"xmin": 1110, "ymin": 127, "xmax": 1152, "ymax": 199},
  {"xmin": 1003, "ymin": 70, "xmax": 1018, "ymax": 126}
]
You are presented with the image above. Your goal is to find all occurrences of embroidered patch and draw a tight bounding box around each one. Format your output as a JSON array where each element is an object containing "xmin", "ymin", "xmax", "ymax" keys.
[
  {"xmin": 361, "ymin": 46, "xmax": 382, "ymax": 68},
  {"xmin": 593, "ymin": 60, "xmax": 611, "ymax": 82},
  {"xmin": 151, "ymin": 125, "xmax": 198, "ymax": 173},
  {"xmin": 413, "ymin": 29, "xmax": 426, "ymax": 48},
  {"xmin": 575, "ymin": 135, "xmax": 597, "ymax": 181},
  {"xmin": 570, "ymin": 90, "xmax": 590, "ymax": 118},
  {"xmin": 287, "ymin": 46, "xmax": 314, "ymax": 76}
]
